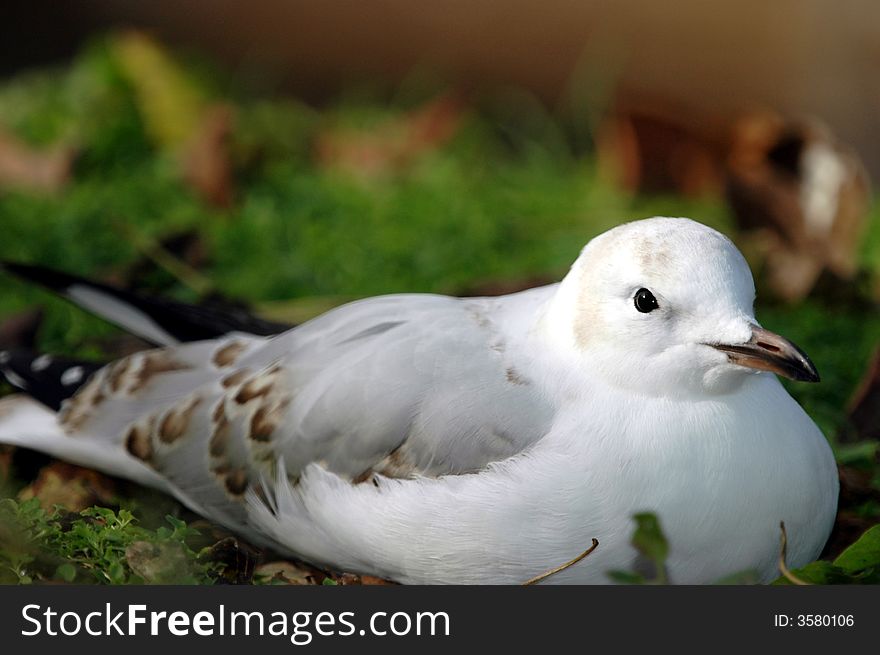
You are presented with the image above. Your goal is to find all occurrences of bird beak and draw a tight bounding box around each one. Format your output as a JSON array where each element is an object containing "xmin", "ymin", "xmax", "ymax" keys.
[{"xmin": 709, "ymin": 325, "xmax": 820, "ymax": 383}]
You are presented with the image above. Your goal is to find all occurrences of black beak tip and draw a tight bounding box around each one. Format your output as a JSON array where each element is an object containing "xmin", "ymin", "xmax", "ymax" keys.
[
  {"xmin": 794, "ymin": 359, "xmax": 820, "ymax": 384},
  {"xmin": 786, "ymin": 342, "xmax": 820, "ymax": 383}
]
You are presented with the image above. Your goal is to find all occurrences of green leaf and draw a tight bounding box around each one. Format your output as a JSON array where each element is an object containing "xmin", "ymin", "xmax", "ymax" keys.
[
  {"xmin": 165, "ymin": 515, "xmax": 186, "ymax": 531},
  {"xmin": 55, "ymin": 563, "xmax": 77, "ymax": 583},
  {"xmin": 630, "ymin": 512, "xmax": 669, "ymax": 583},
  {"xmin": 106, "ymin": 561, "xmax": 127, "ymax": 585},
  {"xmin": 631, "ymin": 513, "xmax": 669, "ymax": 564},
  {"xmin": 833, "ymin": 441, "xmax": 879, "ymax": 468},
  {"xmin": 606, "ymin": 570, "xmax": 646, "ymax": 585},
  {"xmin": 772, "ymin": 561, "xmax": 852, "ymax": 585},
  {"xmin": 604, "ymin": 512, "xmax": 671, "ymax": 584},
  {"xmin": 713, "ymin": 569, "xmax": 761, "ymax": 585},
  {"xmin": 833, "ymin": 525, "xmax": 880, "ymax": 576}
]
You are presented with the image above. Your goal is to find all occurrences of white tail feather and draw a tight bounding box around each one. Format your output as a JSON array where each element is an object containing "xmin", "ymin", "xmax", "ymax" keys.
[
  {"xmin": 67, "ymin": 285, "xmax": 178, "ymax": 346},
  {"xmin": 0, "ymin": 395, "xmax": 169, "ymax": 492}
]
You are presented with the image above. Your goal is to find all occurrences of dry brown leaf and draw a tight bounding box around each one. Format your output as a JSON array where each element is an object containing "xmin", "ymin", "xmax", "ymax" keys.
[
  {"xmin": 0, "ymin": 128, "xmax": 73, "ymax": 194},
  {"xmin": 255, "ymin": 560, "xmax": 321, "ymax": 585},
  {"xmin": 400, "ymin": 92, "xmax": 466, "ymax": 159},
  {"xmin": 126, "ymin": 540, "xmax": 191, "ymax": 584},
  {"xmin": 741, "ymin": 229, "xmax": 825, "ymax": 302},
  {"xmin": 201, "ymin": 535, "xmax": 260, "ymax": 584},
  {"xmin": 357, "ymin": 574, "xmax": 397, "ymax": 586},
  {"xmin": 593, "ymin": 105, "xmax": 871, "ymax": 302},
  {"xmin": 18, "ymin": 461, "xmax": 117, "ymax": 512},
  {"xmin": 327, "ymin": 571, "xmax": 397, "ymax": 585},
  {"xmin": 254, "ymin": 559, "xmax": 395, "ymax": 585},
  {"xmin": 595, "ymin": 111, "xmax": 723, "ymax": 198},
  {"xmin": 181, "ymin": 104, "xmax": 236, "ymax": 208},
  {"xmin": 315, "ymin": 93, "xmax": 466, "ymax": 180},
  {"xmin": 726, "ymin": 112, "xmax": 871, "ymax": 301}
]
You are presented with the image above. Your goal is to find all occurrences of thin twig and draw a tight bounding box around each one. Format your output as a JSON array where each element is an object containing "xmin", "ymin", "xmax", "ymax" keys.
[
  {"xmin": 522, "ymin": 538, "xmax": 599, "ymax": 585},
  {"xmin": 778, "ymin": 521, "xmax": 809, "ymax": 586}
]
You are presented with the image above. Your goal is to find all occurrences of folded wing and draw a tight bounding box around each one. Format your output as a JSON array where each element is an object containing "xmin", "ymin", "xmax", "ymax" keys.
[{"xmin": 14, "ymin": 290, "xmax": 557, "ymax": 538}]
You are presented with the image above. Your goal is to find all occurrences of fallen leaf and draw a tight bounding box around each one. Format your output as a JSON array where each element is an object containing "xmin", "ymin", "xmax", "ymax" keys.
[
  {"xmin": 255, "ymin": 560, "xmax": 320, "ymax": 585},
  {"xmin": 0, "ymin": 127, "xmax": 73, "ymax": 194},
  {"xmin": 400, "ymin": 92, "xmax": 467, "ymax": 160},
  {"xmin": 18, "ymin": 461, "xmax": 117, "ymax": 512},
  {"xmin": 126, "ymin": 540, "xmax": 191, "ymax": 584},
  {"xmin": 595, "ymin": 109, "xmax": 723, "ymax": 197},
  {"xmin": 326, "ymin": 570, "xmax": 397, "ymax": 585},
  {"xmin": 181, "ymin": 104, "xmax": 235, "ymax": 207},
  {"xmin": 358, "ymin": 574, "xmax": 397, "ymax": 585},
  {"xmin": 726, "ymin": 112, "xmax": 871, "ymax": 301},
  {"xmin": 315, "ymin": 92, "xmax": 466, "ymax": 180},
  {"xmin": 253, "ymin": 558, "xmax": 395, "ymax": 585},
  {"xmin": 201, "ymin": 536, "xmax": 260, "ymax": 584}
]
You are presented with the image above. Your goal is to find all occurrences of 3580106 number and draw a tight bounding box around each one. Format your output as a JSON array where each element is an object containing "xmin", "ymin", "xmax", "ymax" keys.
[{"xmin": 797, "ymin": 614, "xmax": 854, "ymax": 627}]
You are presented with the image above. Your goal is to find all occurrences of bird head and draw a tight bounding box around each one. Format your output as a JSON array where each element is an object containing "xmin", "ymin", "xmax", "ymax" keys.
[{"xmin": 547, "ymin": 217, "xmax": 818, "ymax": 396}]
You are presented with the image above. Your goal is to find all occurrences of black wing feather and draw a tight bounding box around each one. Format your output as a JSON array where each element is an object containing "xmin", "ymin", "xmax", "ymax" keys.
[
  {"xmin": 2, "ymin": 262, "xmax": 291, "ymax": 343},
  {"xmin": 0, "ymin": 349, "xmax": 102, "ymax": 410}
]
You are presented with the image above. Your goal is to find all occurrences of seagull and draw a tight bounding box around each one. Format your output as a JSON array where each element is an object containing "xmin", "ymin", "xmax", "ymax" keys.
[{"xmin": 0, "ymin": 217, "xmax": 838, "ymax": 584}]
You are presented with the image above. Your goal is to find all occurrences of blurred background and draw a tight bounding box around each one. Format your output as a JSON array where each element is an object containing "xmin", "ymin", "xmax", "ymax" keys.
[{"xmin": 0, "ymin": 1, "xmax": 878, "ymax": 583}]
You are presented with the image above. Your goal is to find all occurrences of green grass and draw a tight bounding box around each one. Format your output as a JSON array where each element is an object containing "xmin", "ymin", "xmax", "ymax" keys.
[{"xmin": 0, "ymin": 499, "xmax": 220, "ymax": 584}]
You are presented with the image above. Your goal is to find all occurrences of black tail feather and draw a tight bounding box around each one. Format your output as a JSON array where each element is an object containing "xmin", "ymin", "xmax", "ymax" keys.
[
  {"xmin": 2, "ymin": 262, "xmax": 291, "ymax": 344},
  {"xmin": 0, "ymin": 348, "xmax": 103, "ymax": 410}
]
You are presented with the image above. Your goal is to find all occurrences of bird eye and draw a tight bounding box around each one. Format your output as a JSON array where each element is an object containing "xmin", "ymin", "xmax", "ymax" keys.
[{"xmin": 634, "ymin": 288, "xmax": 659, "ymax": 313}]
